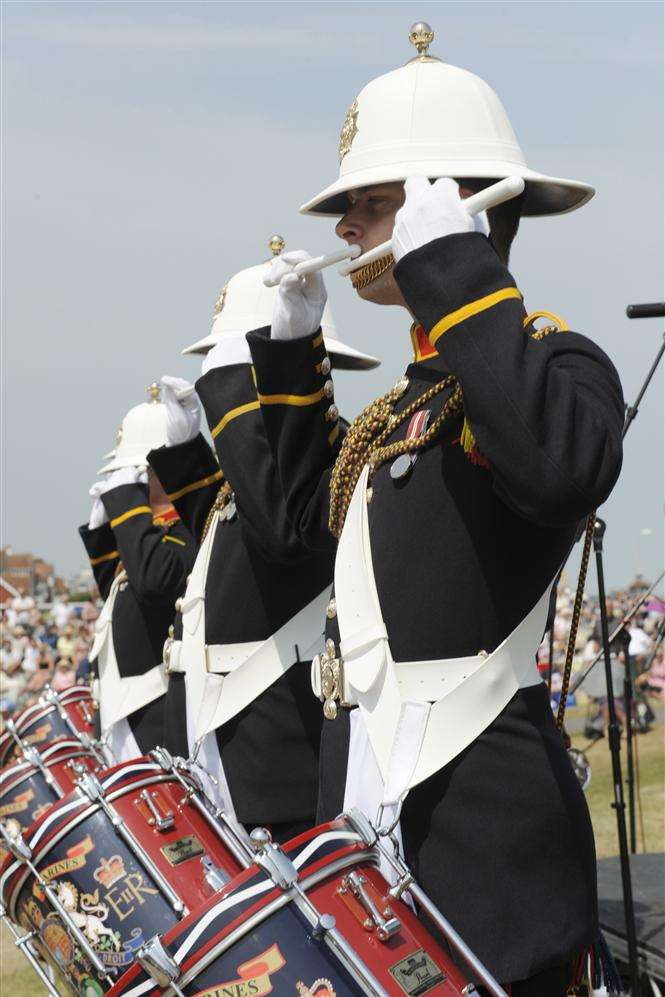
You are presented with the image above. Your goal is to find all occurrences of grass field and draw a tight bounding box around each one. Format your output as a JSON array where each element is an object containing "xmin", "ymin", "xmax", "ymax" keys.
[{"xmin": 1, "ymin": 717, "xmax": 663, "ymax": 995}]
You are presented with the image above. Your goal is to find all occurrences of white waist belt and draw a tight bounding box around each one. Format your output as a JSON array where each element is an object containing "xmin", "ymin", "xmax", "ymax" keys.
[
  {"xmin": 322, "ymin": 463, "xmax": 551, "ymax": 798},
  {"xmin": 164, "ymin": 639, "xmax": 264, "ymax": 676}
]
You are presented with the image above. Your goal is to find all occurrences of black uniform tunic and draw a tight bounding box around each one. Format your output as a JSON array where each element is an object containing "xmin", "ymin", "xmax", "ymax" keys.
[
  {"xmin": 246, "ymin": 232, "xmax": 625, "ymax": 981},
  {"xmin": 147, "ymin": 362, "xmax": 334, "ymax": 835},
  {"xmin": 79, "ymin": 483, "xmax": 195, "ymax": 753}
]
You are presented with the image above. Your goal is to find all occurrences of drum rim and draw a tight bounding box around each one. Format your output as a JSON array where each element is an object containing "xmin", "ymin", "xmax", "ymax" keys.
[{"xmin": 0, "ymin": 739, "xmax": 95, "ymax": 794}]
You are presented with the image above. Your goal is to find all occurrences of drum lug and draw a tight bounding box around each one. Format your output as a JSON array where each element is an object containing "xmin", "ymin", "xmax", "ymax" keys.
[
  {"xmin": 0, "ymin": 821, "xmax": 32, "ymax": 863},
  {"xmin": 249, "ymin": 827, "xmax": 299, "ymax": 889},
  {"xmin": 137, "ymin": 935, "xmax": 184, "ymax": 994},
  {"xmin": 138, "ymin": 789, "xmax": 175, "ymax": 831},
  {"xmin": 338, "ymin": 871, "xmax": 401, "ymax": 942}
]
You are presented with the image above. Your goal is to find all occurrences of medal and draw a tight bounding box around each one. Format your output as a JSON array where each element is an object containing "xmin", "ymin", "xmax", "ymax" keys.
[
  {"xmin": 390, "ymin": 454, "xmax": 413, "ymax": 480},
  {"xmin": 390, "ymin": 409, "xmax": 431, "ymax": 480}
]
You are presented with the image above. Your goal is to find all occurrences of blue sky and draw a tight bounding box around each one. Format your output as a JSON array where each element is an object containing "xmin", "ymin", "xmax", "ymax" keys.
[{"xmin": 2, "ymin": 1, "xmax": 663, "ymax": 590}]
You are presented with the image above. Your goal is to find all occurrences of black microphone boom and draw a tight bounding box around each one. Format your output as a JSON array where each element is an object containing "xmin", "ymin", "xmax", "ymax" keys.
[{"xmin": 626, "ymin": 302, "xmax": 665, "ymax": 319}]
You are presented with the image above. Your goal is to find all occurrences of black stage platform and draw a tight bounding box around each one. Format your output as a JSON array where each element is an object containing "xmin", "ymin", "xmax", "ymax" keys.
[{"xmin": 598, "ymin": 853, "xmax": 665, "ymax": 984}]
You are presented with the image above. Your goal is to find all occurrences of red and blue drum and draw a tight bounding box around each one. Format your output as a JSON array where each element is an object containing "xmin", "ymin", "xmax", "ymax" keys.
[
  {"xmin": 108, "ymin": 817, "xmax": 468, "ymax": 997},
  {"xmin": 0, "ymin": 685, "xmax": 97, "ymax": 767},
  {"xmin": 0, "ymin": 755, "xmax": 247, "ymax": 993},
  {"xmin": 0, "ymin": 738, "xmax": 101, "ymax": 834}
]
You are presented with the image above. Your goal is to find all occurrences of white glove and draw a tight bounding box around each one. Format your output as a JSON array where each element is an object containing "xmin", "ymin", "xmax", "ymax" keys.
[
  {"xmin": 268, "ymin": 251, "xmax": 327, "ymax": 341},
  {"xmin": 392, "ymin": 176, "xmax": 490, "ymax": 263},
  {"xmin": 88, "ymin": 481, "xmax": 109, "ymax": 529},
  {"xmin": 101, "ymin": 466, "xmax": 149, "ymax": 492},
  {"xmin": 201, "ymin": 336, "xmax": 251, "ymax": 376},
  {"xmin": 160, "ymin": 375, "xmax": 202, "ymax": 445}
]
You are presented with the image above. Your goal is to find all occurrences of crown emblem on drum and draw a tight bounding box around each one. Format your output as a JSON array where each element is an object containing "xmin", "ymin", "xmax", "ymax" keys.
[
  {"xmin": 93, "ymin": 854, "xmax": 125, "ymax": 888},
  {"xmin": 338, "ymin": 98, "xmax": 359, "ymax": 163},
  {"xmin": 213, "ymin": 283, "xmax": 229, "ymax": 317}
]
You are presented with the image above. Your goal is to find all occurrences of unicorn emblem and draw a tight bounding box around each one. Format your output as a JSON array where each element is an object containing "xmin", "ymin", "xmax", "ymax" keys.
[{"xmin": 54, "ymin": 882, "xmax": 120, "ymax": 950}]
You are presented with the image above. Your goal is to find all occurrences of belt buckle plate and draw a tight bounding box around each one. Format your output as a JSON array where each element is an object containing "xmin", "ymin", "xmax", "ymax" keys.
[
  {"xmin": 318, "ymin": 638, "xmax": 346, "ymax": 720},
  {"xmin": 163, "ymin": 634, "xmax": 174, "ymax": 674}
]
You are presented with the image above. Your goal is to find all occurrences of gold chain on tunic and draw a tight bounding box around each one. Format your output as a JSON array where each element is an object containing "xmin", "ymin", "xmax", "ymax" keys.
[
  {"xmin": 329, "ymin": 315, "xmax": 566, "ymax": 541},
  {"xmin": 201, "ymin": 480, "xmax": 233, "ymax": 541}
]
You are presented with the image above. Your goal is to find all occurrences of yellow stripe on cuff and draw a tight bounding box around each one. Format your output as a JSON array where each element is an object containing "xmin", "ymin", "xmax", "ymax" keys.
[
  {"xmin": 110, "ymin": 506, "xmax": 152, "ymax": 529},
  {"xmin": 167, "ymin": 469, "xmax": 223, "ymax": 502},
  {"xmin": 312, "ymin": 332, "xmax": 324, "ymax": 348},
  {"xmin": 258, "ymin": 388, "xmax": 324, "ymax": 407},
  {"xmin": 211, "ymin": 400, "xmax": 260, "ymax": 439},
  {"xmin": 162, "ymin": 534, "xmax": 186, "ymax": 546},
  {"xmin": 89, "ymin": 550, "xmax": 119, "ymax": 566},
  {"xmin": 328, "ymin": 423, "xmax": 340, "ymax": 446},
  {"xmin": 430, "ymin": 287, "xmax": 523, "ymax": 346}
]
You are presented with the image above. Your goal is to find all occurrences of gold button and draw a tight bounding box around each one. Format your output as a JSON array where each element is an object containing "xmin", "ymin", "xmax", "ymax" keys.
[
  {"xmin": 321, "ymin": 356, "xmax": 331, "ymax": 375},
  {"xmin": 325, "ymin": 404, "xmax": 339, "ymax": 423},
  {"xmin": 175, "ymin": 598, "xmax": 183, "ymax": 613},
  {"xmin": 323, "ymin": 379, "xmax": 335, "ymax": 399},
  {"xmin": 325, "ymin": 638, "xmax": 337, "ymax": 656},
  {"xmin": 394, "ymin": 376, "xmax": 409, "ymax": 397},
  {"xmin": 168, "ymin": 624, "xmax": 175, "ymax": 638},
  {"xmin": 366, "ymin": 487, "xmax": 373, "ymax": 504},
  {"xmin": 326, "ymin": 598, "xmax": 337, "ymax": 619},
  {"xmin": 478, "ymin": 649, "xmax": 489, "ymax": 659}
]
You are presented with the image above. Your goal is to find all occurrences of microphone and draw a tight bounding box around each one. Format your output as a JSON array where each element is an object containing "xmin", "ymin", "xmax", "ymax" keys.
[{"xmin": 626, "ymin": 302, "xmax": 665, "ymax": 319}]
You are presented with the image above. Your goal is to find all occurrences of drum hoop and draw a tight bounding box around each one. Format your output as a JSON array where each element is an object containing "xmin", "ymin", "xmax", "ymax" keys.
[
  {"xmin": 0, "ymin": 741, "xmax": 93, "ymax": 795},
  {"xmin": 58, "ymin": 686, "xmax": 92, "ymax": 703}
]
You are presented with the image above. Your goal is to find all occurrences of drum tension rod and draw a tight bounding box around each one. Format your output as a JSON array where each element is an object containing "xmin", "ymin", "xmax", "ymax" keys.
[
  {"xmin": 0, "ymin": 903, "xmax": 63, "ymax": 997},
  {"xmin": 249, "ymin": 827, "xmax": 299, "ymax": 888}
]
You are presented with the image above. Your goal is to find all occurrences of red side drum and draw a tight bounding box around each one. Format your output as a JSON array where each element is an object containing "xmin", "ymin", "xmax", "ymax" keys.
[
  {"xmin": 108, "ymin": 816, "xmax": 469, "ymax": 997},
  {"xmin": 0, "ymin": 755, "xmax": 248, "ymax": 992},
  {"xmin": 0, "ymin": 685, "xmax": 97, "ymax": 767},
  {"xmin": 0, "ymin": 738, "xmax": 102, "ymax": 834}
]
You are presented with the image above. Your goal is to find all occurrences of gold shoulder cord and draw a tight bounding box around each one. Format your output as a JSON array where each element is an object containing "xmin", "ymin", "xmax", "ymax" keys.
[
  {"xmin": 329, "ymin": 310, "xmax": 591, "ymax": 732},
  {"xmin": 201, "ymin": 481, "xmax": 233, "ymax": 542}
]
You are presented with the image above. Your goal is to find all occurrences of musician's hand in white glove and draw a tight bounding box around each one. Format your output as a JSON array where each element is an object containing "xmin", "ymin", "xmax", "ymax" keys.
[
  {"xmin": 88, "ymin": 481, "xmax": 109, "ymax": 529},
  {"xmin": 268, "ymin": 251, "xmax": 327, "ymax": 341},
  {"xmin": 392, "ymin": 176, "xmax": 490, "ymax": 263},
  {"xmin": 101, "ymin": 466, "xmax": 149, "ymax": 491},
  {"xmin": 160, "ymin": 375, "xmax": 202, "ymax": 445},
  {"xmin": 200, "ymin": 336, "xmax": 251, "ymax": 376}
]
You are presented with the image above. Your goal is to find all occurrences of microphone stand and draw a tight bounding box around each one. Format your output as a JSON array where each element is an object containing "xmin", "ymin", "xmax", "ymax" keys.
[
  {"xmin": 574, "ymin": 301, "xmax": 663, "ymax": 994},
  {"xmin": 592, "ymin": 517, "xmax": 640, "ymax": 997},
  {"xmin": 619, "ymin": 628, "xmax": 637, "ymax": 854}
]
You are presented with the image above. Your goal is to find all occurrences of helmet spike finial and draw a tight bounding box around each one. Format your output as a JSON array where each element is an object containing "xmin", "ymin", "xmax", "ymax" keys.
[
  {"xmin": 147, "ymin": 382, "xmax": 161, "ymax": 404},
  {"xmin": 408, "ymin": 22, "xmax": 436, "ymax": 59},
  {"xmin": 268, "ymin": 234, "xmax": 286, "ymax": 256}
]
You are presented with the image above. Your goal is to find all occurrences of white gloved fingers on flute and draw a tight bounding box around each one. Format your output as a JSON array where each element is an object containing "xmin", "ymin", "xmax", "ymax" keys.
[
  {"xmin": 392, "ymin": 176, "xmax": 478, "ymax": 263},
  {"xmin": 270, "ymin": 250, "xmax": 328, "ymax": 341},
  {"xmin": 160, "ymin": 375, "xmax": 202, "ymax": 445},
  {"xmin": 200, "ymin": 336, "xmax": 252, "ymax": 376},
  {"xmin": 88, "ymin": 480, "xmax": 110, "ymax": 528}
]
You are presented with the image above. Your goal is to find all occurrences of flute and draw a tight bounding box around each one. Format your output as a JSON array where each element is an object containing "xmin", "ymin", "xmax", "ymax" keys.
[{"xmin": 264, "ymin": 175, "xmax": 525, "ymax": 287}]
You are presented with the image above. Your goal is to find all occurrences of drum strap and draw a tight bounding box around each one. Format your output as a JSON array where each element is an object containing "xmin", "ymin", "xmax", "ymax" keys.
[
  {"xmin": 93, "ymin": 572, "xmax": 168, "ymax": 737},
  {"xmin": 336, "ymin": 463, "xmax": 553, "ymax": 828}
]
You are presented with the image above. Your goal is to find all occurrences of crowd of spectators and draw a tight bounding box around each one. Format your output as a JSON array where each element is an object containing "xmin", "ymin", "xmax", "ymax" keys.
[
  {"xmin": 0, "ymin": 576, "xmax": 663, "ymax": 725},
  {"xmin": 537, "ymin": 574, "xmax": 664, "ymax": 735},
  {"xmin": 0, "ymin": 592, "xmax": 98, "ymax": 717}
]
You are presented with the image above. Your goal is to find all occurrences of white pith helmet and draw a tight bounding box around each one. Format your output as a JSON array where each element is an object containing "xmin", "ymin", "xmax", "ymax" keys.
[
  {"xmin": 301, "ymin": 22, "xmax": 594, "ymax": 217},
  {"xmin": 182, "ymin": 236, "xmax": 380, "ymax": 370},
  {"xmin": 98, "ymin": 384, "xmax": 169, "ymax": 474},
  {"xmin": 101, "ymin": 424, "xmax": 122, "ymax": 461}
]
